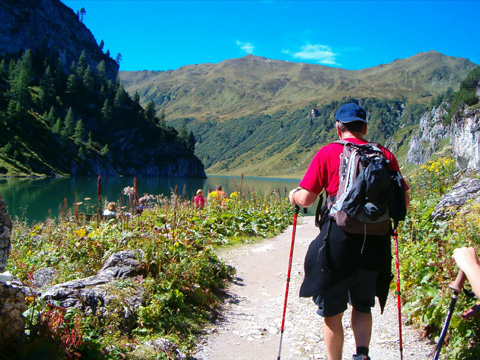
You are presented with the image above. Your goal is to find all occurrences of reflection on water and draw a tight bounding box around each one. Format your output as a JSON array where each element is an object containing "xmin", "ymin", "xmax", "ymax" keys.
[{"xmin": 0, "ymin": 176, "xmax": 302, "ymax": 223}]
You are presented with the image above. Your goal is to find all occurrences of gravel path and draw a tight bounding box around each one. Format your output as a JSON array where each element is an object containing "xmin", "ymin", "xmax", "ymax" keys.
[{"xmin": 194, "ymin": 216, "xmax": 436, "ymax": 360}]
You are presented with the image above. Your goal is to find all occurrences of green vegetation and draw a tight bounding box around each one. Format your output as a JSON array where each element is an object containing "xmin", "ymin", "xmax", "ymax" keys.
[
  {"xmin": 8, "ymin": 190, "xmax": 293, "ymax": 359},
  {"xmin": 400, "ymin": 155, "xmax": 480, "ymax": 359},
  {"xmin": 0, "ymin": 48, "xmax": 197, "ymax": 177},
  {"xmin": 170, "ymin": 98, "xmax": 427, "ymax": 178},
  {"xmin": 445, "ymin": 66, "xmax": 480, "ymax": 124}
]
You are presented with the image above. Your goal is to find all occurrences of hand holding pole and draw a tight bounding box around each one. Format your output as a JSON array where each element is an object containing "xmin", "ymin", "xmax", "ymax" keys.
[
  {"xmin": 433, "ymin": 270, "xmax": 466, "ymax": 360},
  {"xmin": 277, "ymin": 204, "xmax": 299, "ymax": 360}
]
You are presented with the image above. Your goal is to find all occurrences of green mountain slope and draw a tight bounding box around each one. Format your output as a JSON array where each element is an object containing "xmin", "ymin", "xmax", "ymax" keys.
[{"xmin": 120, "ymin": 52, "xmax": 477, "ymax": 177}]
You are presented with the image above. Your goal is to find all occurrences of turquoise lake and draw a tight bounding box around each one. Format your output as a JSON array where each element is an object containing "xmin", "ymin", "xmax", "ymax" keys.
[{"xmin": 0, "ymin": 176, "xmax": 305, "ymax": 223}]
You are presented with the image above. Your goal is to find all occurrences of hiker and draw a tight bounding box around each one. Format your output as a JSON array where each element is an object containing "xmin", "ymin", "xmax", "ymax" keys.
[
  {"xmin": 136, "ymin": 196, "xmax": 148, "ymax": 214},
  {"xmin": 288, "ymin": 102, "xmax": 409, "ymax": 360},
  {"xmin": 208, "ymin": 185, "xmax": 227, "ymax": 205},
  {"xmin": 453, "ymin": 247, "xmax": 480, "ymax": 298},
  {"xmin": 103, "ymin": 202, "xmax": 117, "ymax": 218},
  {"xmin": 194, "ymin": 189, "xmax": 206, "ymax": 209},
  {"xmin": 211, "ymin": 185, "xmax": 226, "ymax": 198}
]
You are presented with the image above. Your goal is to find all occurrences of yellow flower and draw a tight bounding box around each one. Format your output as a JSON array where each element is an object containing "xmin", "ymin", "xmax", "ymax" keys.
[{"xmin": 76, "ymin": 228, "xmax": 87, "ymax": 237}]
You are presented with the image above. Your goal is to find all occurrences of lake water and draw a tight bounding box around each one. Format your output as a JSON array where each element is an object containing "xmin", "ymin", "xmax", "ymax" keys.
[{"xmin": 0, "ymin": 176, "xmax": 305, "ymax": 223}]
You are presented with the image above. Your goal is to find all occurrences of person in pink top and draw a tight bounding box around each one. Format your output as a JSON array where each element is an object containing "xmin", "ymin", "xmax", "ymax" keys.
[
  {"xmin": 288, "ymin": 103, "xmax": 409, "ymax": 360},
  {"xmin": 194, "ymin": 189, "xmax": 206, "ymax": 209}
]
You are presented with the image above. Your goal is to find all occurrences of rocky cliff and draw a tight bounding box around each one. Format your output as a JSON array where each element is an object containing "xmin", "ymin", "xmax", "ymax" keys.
[
  {"xmin": 406, "ymin": 81, "xmax": 480, "ymax": 170},
  {"xmin": 450, "ymin": 104, "xmax": 480, "ymax": 169},
  {"xmin": 406, "ymin": 105, "xmax": 449, "ymax": 165},
  {"xmin": 0, "ymin": 0, "xmax": 118, "ymax": 80}
]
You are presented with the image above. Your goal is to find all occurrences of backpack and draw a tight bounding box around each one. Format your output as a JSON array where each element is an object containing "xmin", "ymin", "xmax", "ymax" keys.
[{"xmin": 325, "ymin": 140, "xmax": 406, "ymax": 236}]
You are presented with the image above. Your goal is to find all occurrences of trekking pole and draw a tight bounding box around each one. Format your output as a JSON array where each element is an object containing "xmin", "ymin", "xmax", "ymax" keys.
[
  {"xmin": 433, "ymin": 270, "xmax": 466, "ymax": 360},
  {"xmin": 393, "ymin": 223, "xmax": 404, "ymax": 360},
  {"xmin": 277, "ymin": 204, "xmax": 300, "ymax": 360}
]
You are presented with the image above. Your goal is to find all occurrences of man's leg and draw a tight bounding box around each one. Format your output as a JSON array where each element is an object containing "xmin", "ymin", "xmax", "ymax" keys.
[
  {"xmin": 323, "ymin": 312, "xmax": 344, "ymax": 360},
  {"xmin": 351, "ymin": 308, "xmax": 372, "ymax": 350}
]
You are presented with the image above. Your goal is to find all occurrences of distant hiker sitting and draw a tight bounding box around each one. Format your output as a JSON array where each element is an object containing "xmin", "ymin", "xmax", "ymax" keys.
[
  {"xmin": 288, "ymin": 103, "xmax": 409, "ymax": 360},
  {"xmin": 136, "ymin": 197, "xmax": 148, "ymax": 214},
  {"xmin": 194, "ymin": 189, "xmax": 206, "ymax": 209},
  {"xmin": 208, "ymin": 185, "xmax": 227, "ymax": 205},
  {"xmin": 453, "ymin": 247, "xmax": 480, "ymax": 298},
  {"xmin": 103, "ymin": 202, "xmax": 117, "ymax": 219}
]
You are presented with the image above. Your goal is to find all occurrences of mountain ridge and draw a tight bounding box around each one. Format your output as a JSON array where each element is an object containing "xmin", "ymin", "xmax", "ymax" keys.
[{"xmin": 120, "ymin": 51, "xmax": 477, "ymax": 123}]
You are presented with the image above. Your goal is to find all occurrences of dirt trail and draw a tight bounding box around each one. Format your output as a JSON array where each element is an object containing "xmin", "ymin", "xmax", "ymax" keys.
[{"xmin": 194, "ymin": 216, "xmax": 436, "ymax": 360}]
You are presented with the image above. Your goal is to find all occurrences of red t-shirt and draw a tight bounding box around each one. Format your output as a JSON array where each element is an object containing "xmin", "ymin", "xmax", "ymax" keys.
[{"xmin": 299, "ymin": 138, "xmax": 409, "ymax": 197}]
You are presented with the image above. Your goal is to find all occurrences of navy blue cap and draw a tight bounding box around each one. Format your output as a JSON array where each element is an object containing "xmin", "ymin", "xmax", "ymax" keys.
[{"xmin": 334, "ymin": 103, "xmax": 367, "ymax": 123}]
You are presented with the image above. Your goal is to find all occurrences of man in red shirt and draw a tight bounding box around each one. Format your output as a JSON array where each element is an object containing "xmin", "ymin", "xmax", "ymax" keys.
[{"xmin": 289, "ymin": 103, "xmax": 409, "ymax": 360}]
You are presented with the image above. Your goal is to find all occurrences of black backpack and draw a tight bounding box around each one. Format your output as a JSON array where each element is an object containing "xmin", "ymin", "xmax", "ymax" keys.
[{"xmin": 318, "ymin": 140, "xmax": 406, "ymax": 235}]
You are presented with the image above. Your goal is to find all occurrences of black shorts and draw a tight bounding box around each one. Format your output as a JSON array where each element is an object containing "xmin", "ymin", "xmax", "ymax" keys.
[{"xmin": 313, "ymin": 268, "xmax": 378, "ymax": 317}]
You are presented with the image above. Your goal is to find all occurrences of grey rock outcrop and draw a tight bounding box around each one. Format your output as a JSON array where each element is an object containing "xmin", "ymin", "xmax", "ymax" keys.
[
  {"xmin": 450, "ymin": 105, "xmax": 480, "ymax": 169},
  {"xmin": 406, "ymin": 105, "xmax": 449, "ymax": 165},
  {"xmin": 42, "ymin": 250, "xmax": 146, "ymax": 330},
  {"xmin": 432, "ymin": 177, "xmax": 480, "ymax": 220}
]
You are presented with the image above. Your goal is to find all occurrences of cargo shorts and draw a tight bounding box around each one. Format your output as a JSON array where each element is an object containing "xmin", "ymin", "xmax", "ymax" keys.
[{"xmin": 313, "ymin": 268, "xmax": 378, "ymax": 317}]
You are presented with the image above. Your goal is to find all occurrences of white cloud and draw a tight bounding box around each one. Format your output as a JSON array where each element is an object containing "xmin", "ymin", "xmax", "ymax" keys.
[
  {"xmin": 284, "ymin": 44, "xmax": 338, "ymax": 65},
  {"xmin": 236, "ymin": 41, "xmax": 254, "ymax": 54}
]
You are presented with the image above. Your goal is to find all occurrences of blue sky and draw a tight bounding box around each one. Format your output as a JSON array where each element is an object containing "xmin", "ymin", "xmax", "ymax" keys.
[{"xmin": 61, "ymin": 1, "xmax": 480, "ymax": 72}]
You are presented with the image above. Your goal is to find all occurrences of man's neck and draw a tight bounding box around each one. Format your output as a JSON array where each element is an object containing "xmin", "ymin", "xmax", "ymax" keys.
[{"xmin": 340, "ymin": 131, "xmax": 365, "ymax": 140}]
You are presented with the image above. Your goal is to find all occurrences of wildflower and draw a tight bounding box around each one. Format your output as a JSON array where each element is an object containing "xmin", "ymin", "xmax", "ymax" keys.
[{"xmin": 124, "ymin": 186, "xmax": 135, "ymax": 197}]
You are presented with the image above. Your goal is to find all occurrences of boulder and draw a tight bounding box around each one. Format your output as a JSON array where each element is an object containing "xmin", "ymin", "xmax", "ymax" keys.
[
  {"xmin": 0, "ymin": 274, "xmax": 28, "ymax": 354},
  {"xmin": 432, "ymin": 178, "xmax": 480, "ymax": 220},
  {"xmin": 41, "ymin": 250, "xmax": 146, "ymax": 331}
]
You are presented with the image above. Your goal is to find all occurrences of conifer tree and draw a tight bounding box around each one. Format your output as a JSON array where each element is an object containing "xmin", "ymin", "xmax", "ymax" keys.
[
  {"xmin": 187, "ymin": 131, "xmax": 196, "ymax": 152},
  {"xmin": 101, "ymin": 99, "xmax": 113, "ymax": 125},
  {"xmin": 65, "ymin": 73, "xmax": 78, "ymax": 100},
  {"xmin": 158, "ymin": 108, "xmax": 166, "ymax": 127},
  {"xmin": 77, "ymin": 51, "xmax": 88, "ymax": 74},
  {"xmin": 74, "ymin": 119, "xmax": 85, "ymax": 144},
  {"xmin": 88, "ymin": 131, "xmax": 93, "ymax": 147},
  {"xmin": 9, "ymin": 62, "xmax": 31, "ymax": 107},
  {"xmin": 39, "ymin": 66, "xmax": 56, "ymax": 107},
  {"xmin": 132, "ymin": 91, "xmax": 140, "ymax": 105},
  {"xmin": 113, "ymin": 85, "xmax": 128, "ymax": 110},
  {"xmin": 144, "ymin": 100, "xmax": 156, "ymax": 124},
  {"xmin": 46, "ymin": 106, "xmax": 56, "ymax": 126},
  {"xmin": 19, "ymin": 49, "xmax": 34, "ymax": 82},
  {"xmin": 178, "ymin": 118, "xmax": 188, "ymax": 142},
  {"xmin": 62, "ymin": 107, "xmax": 75, "ymax": 138},
  {"xmin": 79, "ymin": 8, "xmax": 86, "ymax": 22},
  {"xmin": 96, "ymin": 60, "xmax": 107, "ymax": 79},
  {"xmin": 82, "ymin": 66, "xmax": 94, "ymax": 93},
  {"xmin": 52, "ymin": 117, "xmax": 63, "ymax": 134}
]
